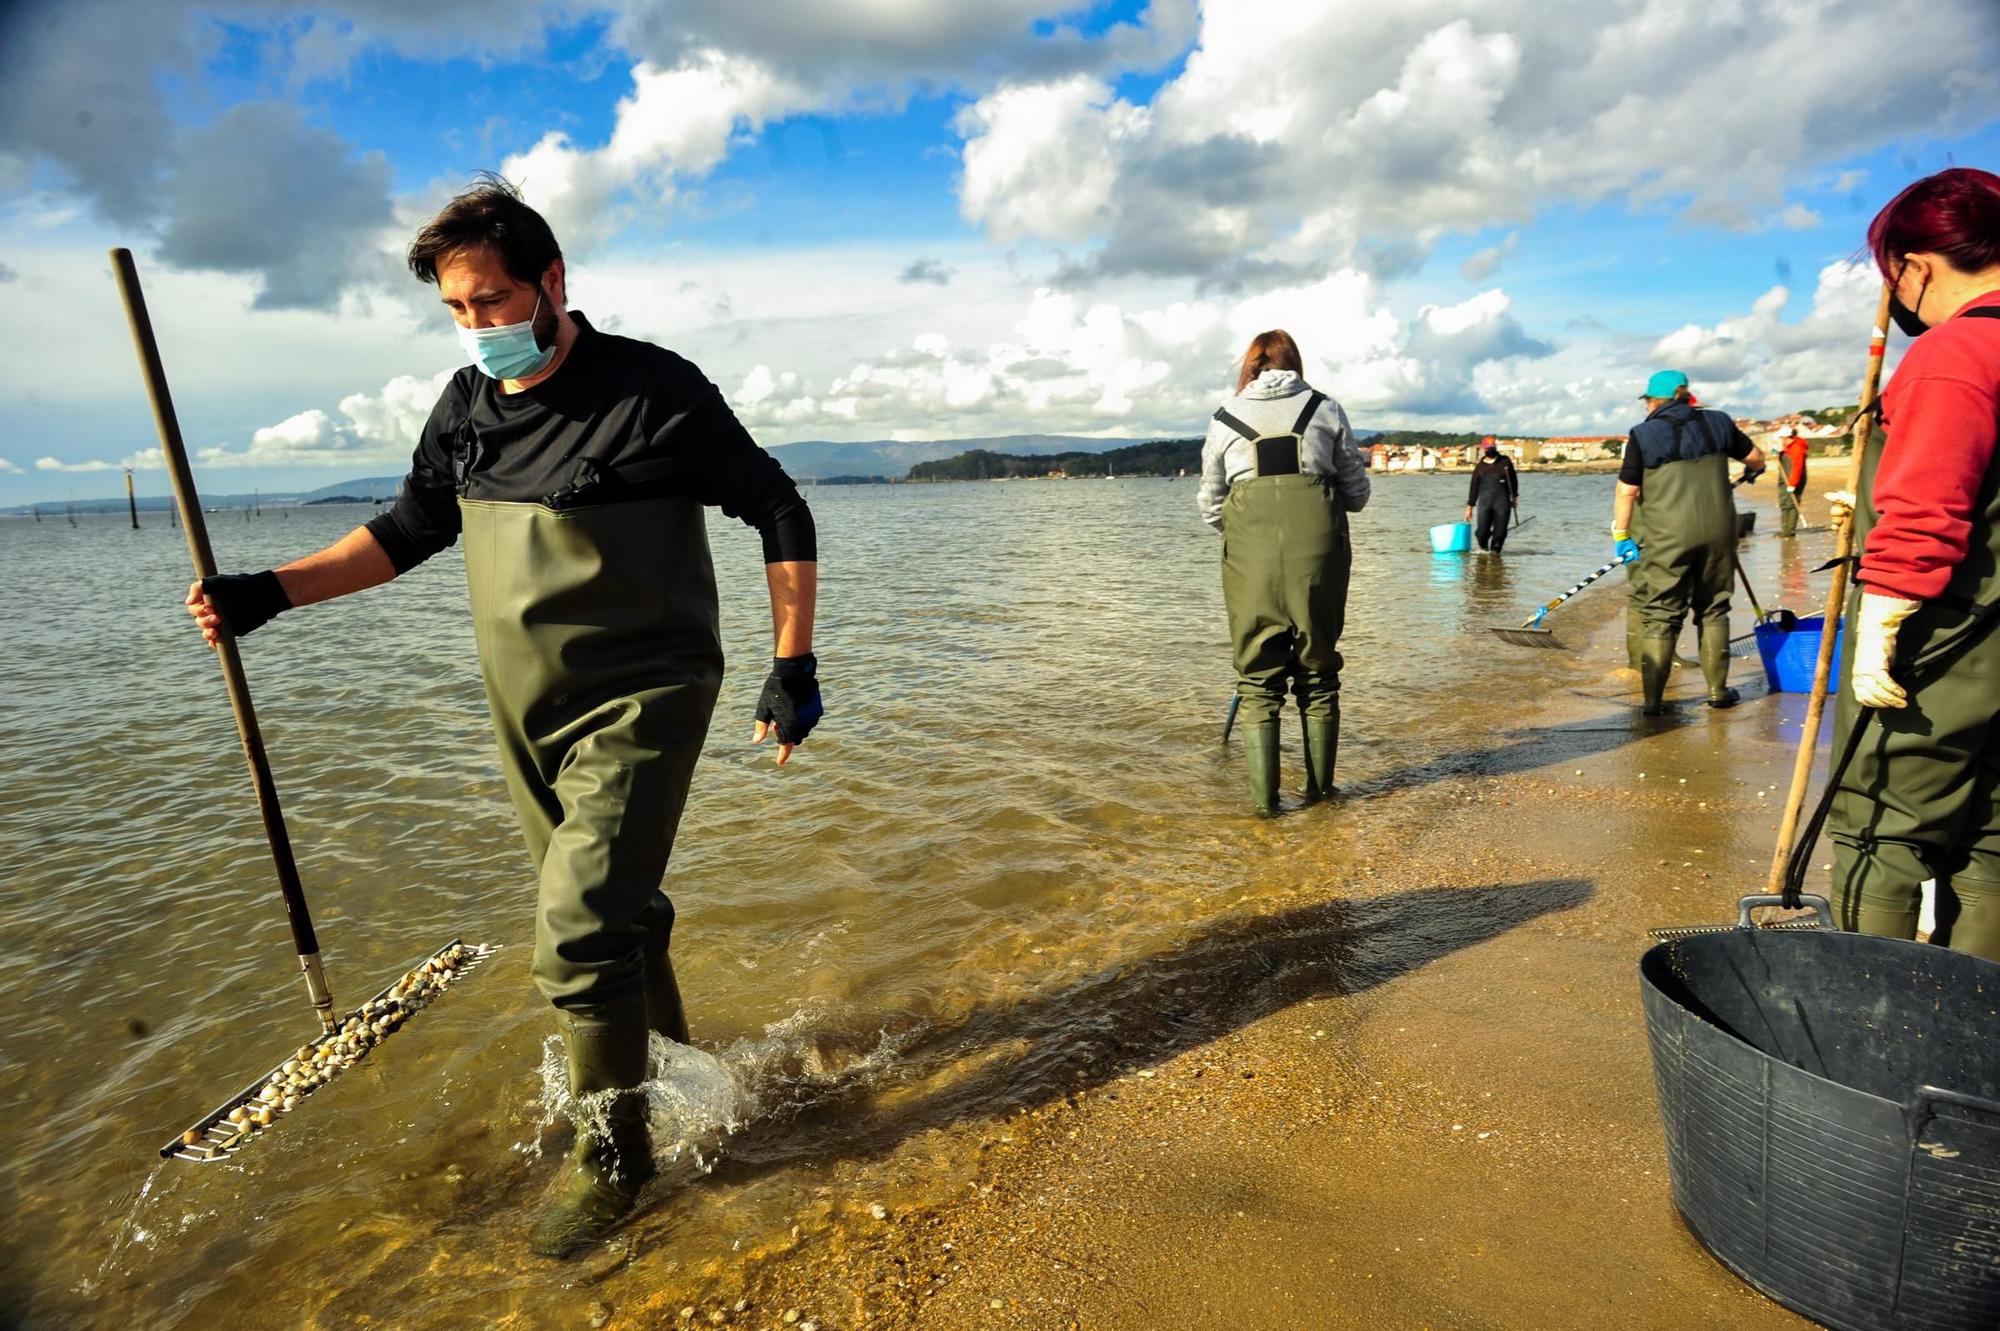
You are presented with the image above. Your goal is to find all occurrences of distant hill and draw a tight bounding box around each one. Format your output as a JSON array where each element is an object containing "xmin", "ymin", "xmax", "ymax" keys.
[
  {"xmin": 909, "ymin": 438, "xmax": 1203, "ymax": 482},
  {"xmin": 766, "ymin": 434, "xmax": 1142, "ymax": 479}
]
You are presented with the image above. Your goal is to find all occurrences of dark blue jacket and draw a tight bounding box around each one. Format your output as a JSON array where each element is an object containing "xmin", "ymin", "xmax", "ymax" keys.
[{"xmin": 1619, "ymin": 401, "xmax": 1753, "ymax": 485}]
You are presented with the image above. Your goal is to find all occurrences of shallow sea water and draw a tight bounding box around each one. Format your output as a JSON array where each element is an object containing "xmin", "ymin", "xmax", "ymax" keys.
[{"xmin": 0, "ymin": 473, "xmax": 1625, "ymax": 1327}]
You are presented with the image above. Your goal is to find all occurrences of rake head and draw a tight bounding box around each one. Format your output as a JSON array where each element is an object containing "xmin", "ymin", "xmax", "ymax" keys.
[
  {"xmin": 162, "ymin": 938, "xmax": 498, "ymax": 1162},
  {"xmin": 1648, "ymin": 892, "xmax": 1836, "ymax": 943},
  {"xmin": 1489, "ymin": 626, "xmax": 1564, "ymax": 649}
]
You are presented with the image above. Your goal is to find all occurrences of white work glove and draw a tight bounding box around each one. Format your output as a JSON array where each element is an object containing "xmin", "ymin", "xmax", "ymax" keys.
[
  {"xmin": 1826, "ymin": 489, "xmax": 1856, "ymax": 527},
  {"xmin": 1850, "ymin": 592, "xmax": 1921, "ymax": 709}
]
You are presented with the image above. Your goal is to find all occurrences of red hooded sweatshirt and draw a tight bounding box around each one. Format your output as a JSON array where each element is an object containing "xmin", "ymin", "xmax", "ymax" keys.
[{"xmin": 1859, "ymin": 289, "xmax": 2000, "ymax": 602}]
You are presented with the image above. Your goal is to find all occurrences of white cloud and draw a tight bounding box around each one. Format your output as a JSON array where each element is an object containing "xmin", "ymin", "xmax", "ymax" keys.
[
  {"xmin": 954, "ymin": 77, "xmax": 1148, "ymax": 244},
  {"xmin": 0, "ymin": 458, "xmax": 21, "ymax": 474},
  {"xmin": 502, "ymin": 52, "xmax": 817, "ymax": 251},
  {"xmin": 725, "ymin": 268, "xmax": 1554, "ymax": 440},
  {"xmin": 33, "ymin": 446, "xmax": 159, "ymax": 473},
  {"xmin": 954, "ymin": 0, "xmax": 2000, "ymax": 281},
  {"xmin": 1649, "ymin": 258, "xmax": 1896, "ymax": 410},
  {"xmin": 193, "ymin": 370, "xmax": 456, "ymax": 469},
  {"xmin": 1460, "ymin": 233, "xmax": 1519, "ymax": 282}
]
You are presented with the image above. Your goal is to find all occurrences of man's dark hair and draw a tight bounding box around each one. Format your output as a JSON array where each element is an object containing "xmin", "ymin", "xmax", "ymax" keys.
[{"xmin": 407, "ymin": 172, "xmax": 562, "ymax": 286}]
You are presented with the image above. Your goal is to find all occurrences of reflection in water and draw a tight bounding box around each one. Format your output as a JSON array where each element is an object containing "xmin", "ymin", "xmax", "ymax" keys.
[{"xmin": 0, "ymin": 474, "xmax": 1623, "ymax": 1328}]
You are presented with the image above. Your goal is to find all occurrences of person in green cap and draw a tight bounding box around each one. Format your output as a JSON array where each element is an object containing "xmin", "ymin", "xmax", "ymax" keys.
[
  {"xmin": 1198, "ymin": 329, "xmax": 1370, "ymax": 814},
  {"xmin": 185, "ymin": 176, "xmax": 823, "ymax": 1257},
  {"xmin": 1611, "ymin": 370, "xmax": 1766, "ymax": 714}
]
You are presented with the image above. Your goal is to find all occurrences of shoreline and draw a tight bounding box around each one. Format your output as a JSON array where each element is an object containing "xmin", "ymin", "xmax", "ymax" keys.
[{"xmin": 628, "ymin": 478, "xmax": 1842, "ymax": 1330}]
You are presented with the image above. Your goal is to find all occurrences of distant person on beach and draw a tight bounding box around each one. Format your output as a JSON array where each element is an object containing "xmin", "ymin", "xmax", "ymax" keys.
[
  {"xmin": 1612, "ymin": 369, "xmax": 1766, "ymax": 715},
  {"xmin": 1827, "ymin": 167, "xmax": 2000, "ymax": 961},
  {"xmin": 1462, "ymin": 439, "xmax": 1518, "ymax": 552},
  {"xmin": 1199, "ymin": 329, "xmax": 1370, "ymax": 814},
  {"xmin": 184, "ymin": 175, "xmax": 823, "ymax": 1256},
  {"xmin": 1778, "ymin": 427, "xmax": 1809, "ymax": 537}
]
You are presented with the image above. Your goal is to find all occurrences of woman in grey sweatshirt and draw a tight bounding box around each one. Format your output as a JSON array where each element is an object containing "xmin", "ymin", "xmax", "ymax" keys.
[{"xmin": 1198, "ymin": 330, "xmax": 1370, "ymax": 814}]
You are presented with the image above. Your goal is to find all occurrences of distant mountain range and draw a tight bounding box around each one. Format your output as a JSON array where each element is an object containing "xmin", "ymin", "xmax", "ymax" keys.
[{"xmin": 0, "ymin": 434, "xmax": 1146, "ymax": 514}]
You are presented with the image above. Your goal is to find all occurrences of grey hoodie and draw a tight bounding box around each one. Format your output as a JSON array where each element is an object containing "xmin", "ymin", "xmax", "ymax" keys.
[{"xmin": 1196, "ymin": 369, "xmax": 1371, "ymax": 531}]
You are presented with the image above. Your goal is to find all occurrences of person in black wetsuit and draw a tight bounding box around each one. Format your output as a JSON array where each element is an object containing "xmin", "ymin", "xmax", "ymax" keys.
[
  {"xmin": 184, "ymin": 176, "xmax": 822, "ymax": 1257},
  {"xmin": 1461, "ymin": 440, "xmax": 1518, "ymax": 551}
]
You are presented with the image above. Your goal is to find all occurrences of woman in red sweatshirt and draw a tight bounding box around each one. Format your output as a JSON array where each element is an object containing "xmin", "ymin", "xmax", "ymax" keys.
[{"xmin": 1828, "ymin": 167, "xmax": 2000, "ymax": 960}]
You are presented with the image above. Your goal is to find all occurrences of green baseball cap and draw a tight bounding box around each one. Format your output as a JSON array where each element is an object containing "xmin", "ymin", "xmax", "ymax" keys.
[{"xmin": 1641, "ymin": 369, "xmax": 1689, "ymax": 399}]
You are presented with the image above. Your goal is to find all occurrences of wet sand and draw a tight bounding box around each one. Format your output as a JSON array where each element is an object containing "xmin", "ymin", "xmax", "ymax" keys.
[{"xmin": 614, "ymin": 478, "xmax": 1848, "ymax": 1330}]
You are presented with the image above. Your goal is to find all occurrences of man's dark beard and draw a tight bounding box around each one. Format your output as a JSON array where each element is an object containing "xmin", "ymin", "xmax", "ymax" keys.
[{"xmin": 532, "ymin": 284, "xmax": 560, "ymax": 350}]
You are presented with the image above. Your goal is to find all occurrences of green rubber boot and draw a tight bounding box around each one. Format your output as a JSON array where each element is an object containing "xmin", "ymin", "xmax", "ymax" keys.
[
  {"xmin": 1243, "ymin": 721, "xmax": 1281, "ymax": 816},
  {"xmin": 1301, "ymin": 713, "xmax": 1338, "ymax": 803},
  {"xmin": 1699, "ymin": 624, "xmax": 1739, "ymax": 708},
  {"xmin": 530, "ymin": 1006, "xmax": 655, "ymax": 1259},
  {"xmin": 1638, "ymin": 637, "xmax": 1675, "ymax": 716},
  {"xmin": 643, "ymin": 948, "xmax": 689, "ymax": 1045}
]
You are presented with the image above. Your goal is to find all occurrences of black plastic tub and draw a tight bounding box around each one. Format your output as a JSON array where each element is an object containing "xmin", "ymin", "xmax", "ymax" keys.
[{"xmin": 1640, "ymin": 902, "xmax": 2000, "ymax": 1330}]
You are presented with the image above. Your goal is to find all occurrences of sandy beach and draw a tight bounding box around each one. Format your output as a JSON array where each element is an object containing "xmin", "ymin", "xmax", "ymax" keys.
[{"xmin": 614, "ymin": 477, "xmax": 1849, "ymax": 1331}]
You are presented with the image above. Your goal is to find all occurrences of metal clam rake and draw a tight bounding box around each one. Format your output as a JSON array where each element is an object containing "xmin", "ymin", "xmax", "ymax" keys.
[
  {"xmin": 1488, "ymin": 551, "xmax": 1637, "ymax": 649},
  {"xmin": 111, "ymin": 248, "xmax": 497, "ymax": 1163}
]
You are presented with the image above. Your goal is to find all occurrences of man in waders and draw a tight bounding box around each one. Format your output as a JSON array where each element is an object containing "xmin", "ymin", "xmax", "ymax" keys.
[
  {"xmin": 1461, "ymin": 438, "xmax": 1518, "ymax": 552},
  {"xmin": 185, "ymin": 178, "xmax": 822, "ymax": 1257},
  {"xmin": 1611, "ymin": 370, "xmax": 1766, "ymax": 714},
  {"xmin": 1777, "ymin": 427, "xmax": 1809, "ymax": 537}
]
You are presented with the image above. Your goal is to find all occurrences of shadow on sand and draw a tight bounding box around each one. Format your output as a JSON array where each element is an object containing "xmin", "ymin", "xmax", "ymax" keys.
[{"xmin": 707, "ymin": 875, "xmax": 1594, "ymax": 1179}]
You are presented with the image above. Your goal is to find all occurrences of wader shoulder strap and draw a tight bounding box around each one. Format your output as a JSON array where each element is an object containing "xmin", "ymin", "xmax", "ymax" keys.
[
  {"xmin": 1688, "ymin": 409, "xmax": 1723, "ymax": 457},
  {"xmin": 1213, "ymin": 407, "xmax": 1260, "ymax": 441},
  {"xmin": 1290, "ymin": 391, "xmax": 1326, "ymax": 436},
  {"xmin": 1957, "ymin": 308, "xmax": 2000, "ymax": 321}
]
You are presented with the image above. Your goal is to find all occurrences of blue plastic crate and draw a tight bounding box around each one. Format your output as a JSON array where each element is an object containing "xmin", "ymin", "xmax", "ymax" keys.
[{"xmin": 1754, "ymin": 614, "xmax": 1843, "ymax": 693}]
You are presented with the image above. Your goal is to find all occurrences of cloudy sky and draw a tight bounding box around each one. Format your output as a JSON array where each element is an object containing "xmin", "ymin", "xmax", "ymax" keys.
[{"xmin": 1, "ymin": 0, "xmax": 1996, "ymax": 501}]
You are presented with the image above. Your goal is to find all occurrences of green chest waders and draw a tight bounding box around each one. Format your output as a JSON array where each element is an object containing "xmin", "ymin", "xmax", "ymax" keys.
[
  {"xmin": 1631, "ymin": 445, "xmax": 1739, "ymax": 707},
  {"xmin": 1829, "ymin": 413, "xmax": 2000, "ymax": 961},
  {"xmin": 1219, "ymin": 462, "xmax": 1351, "ymax": 811},
  {"xmin": 461, "ymin": 496, "xmax": 722, "ymax": 1018},
  {"xmin": 462, "ymin": 495, "xmax": 723, "ymax": 1257}
]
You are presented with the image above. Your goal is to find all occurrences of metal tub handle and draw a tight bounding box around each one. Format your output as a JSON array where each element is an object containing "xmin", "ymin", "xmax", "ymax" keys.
[{"xmin": 1734, "ymin": 893, "xmax": 1836, "ymax": 930}]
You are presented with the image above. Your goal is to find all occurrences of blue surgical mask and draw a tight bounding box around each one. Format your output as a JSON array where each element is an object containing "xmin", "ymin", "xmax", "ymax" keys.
[{"xmin": 458, "ymin": 290, "xmax": 555, "ymax": 380}]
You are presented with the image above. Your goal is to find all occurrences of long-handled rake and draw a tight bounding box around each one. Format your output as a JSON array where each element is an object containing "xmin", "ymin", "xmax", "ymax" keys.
[
  {"xmin": 1488, "ymin": 551, "xmax": 1637, "ymax": 649},
  {"xmin": 112, "ymin": 249, "xmax": 496, "ymax": 1162}
]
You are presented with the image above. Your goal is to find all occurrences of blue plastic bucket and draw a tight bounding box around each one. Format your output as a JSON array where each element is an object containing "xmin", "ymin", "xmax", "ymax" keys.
[
  {"xmin": 1430, "ymin": 522, "xmax": 1472, "ymax": 553},
  {"xmin": 1754, "ymin": 614, "xmax": 1843, "ymax": 693}
]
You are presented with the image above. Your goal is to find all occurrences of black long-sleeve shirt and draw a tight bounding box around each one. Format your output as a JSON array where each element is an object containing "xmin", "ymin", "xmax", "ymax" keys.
[{"xmin": 366, "ymin": 313, "xmax": 815, "ymax": 572}]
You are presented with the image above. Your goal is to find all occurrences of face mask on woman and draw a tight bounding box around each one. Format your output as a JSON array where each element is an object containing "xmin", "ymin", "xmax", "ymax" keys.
[
  {"xmin": 459, "ymin": 289, "xmax": 555, "ymax": 380},
  {"xmin": 1889, "ymin": 262, "xmax": 1930, "ymax": 338}
]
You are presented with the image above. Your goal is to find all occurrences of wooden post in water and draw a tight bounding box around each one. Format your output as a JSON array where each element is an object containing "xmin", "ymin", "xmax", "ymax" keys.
[{"xmin": 125, "ymin": 468, "xmax": 140, "ymax": 530}]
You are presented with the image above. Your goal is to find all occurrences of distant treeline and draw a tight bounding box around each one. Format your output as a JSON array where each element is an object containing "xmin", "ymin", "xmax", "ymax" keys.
[
  {"xmin": 909, "ymin": 437, "xmax": 1203, "ymax": 481},
  {"xmin": 1361, "ymin": 429, "xmax": 1547, "ymax": 450},
  {"xmin": 303, "ymin": 495, "xmax": 367, "ymax": 505}
]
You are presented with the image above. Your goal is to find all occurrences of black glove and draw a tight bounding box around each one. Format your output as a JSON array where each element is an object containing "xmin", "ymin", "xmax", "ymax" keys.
[
  {"xmin": 1741, "ymin": 463, "xmax": 1765, "ymax": 484},
  {"xmin": 202, "ymin": 571, "xmax": 291, "ymax": 637},
  {"xmin": 755, "ymin": 654, "xmax": 823, "ymax": 745}
]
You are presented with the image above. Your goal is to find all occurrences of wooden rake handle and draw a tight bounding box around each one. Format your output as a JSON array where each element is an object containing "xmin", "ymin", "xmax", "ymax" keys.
[
  {"xmin": 1762, "ymin": 284, "xmax": 1893, "ymax": 896},
  {"xmin": 110, "ymin": 248, "xmax": 337, "ymax": 1032}
]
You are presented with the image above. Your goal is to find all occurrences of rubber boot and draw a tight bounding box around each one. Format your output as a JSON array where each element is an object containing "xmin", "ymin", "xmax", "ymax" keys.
[
  {"xmin": 643, "ymin": 948, "xmax": 690, "ymax": 1045},
  {"xmin": 1301, "ymin": 713, "xmax": 1338, "ymax": 803},
  {"xmin": 1243, "ymin": 721, "xmax": 1281, "ymax": 816},
  {"xmin": 1638, "ymin": 637, "xmax": 1674, "ymax": 716},
  {"xmin": 530, "ymin": 1005, "xmax": 655, "ymax": 1258},
  {"xmin": 1698, "ymin": 624, "xmax": 1739, "ymax": 708}
]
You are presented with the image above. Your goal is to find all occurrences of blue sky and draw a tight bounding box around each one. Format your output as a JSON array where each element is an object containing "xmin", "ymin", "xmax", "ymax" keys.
[{"xmin": 1, "ymin": 0, "xmax": 1996, "ymax": 503}]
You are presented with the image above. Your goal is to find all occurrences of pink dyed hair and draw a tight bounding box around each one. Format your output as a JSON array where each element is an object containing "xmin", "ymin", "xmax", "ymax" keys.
[{"xmin": 1867, "ymin": 167, "xmax": 2000, "ymax": 279}]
